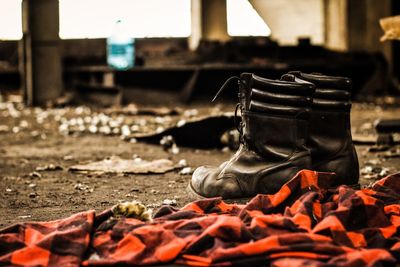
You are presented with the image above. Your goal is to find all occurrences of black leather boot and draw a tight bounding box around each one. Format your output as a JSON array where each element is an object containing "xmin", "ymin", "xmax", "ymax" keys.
[
  {"xmin": 188, "ymin": 73, "xmax": 315, "ymax": 199},
  {"xmin": 290, "ymin": 71, "xmax": 359, "ymax": 186}
]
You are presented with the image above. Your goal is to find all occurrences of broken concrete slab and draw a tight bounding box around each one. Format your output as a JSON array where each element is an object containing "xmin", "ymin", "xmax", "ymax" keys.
[{"xmin": 69, "ymin": 156, "xmax": 177, "ymax": 174}]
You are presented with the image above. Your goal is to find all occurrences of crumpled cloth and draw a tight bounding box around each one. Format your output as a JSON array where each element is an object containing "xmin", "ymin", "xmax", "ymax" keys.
[{"xmin": 1, "ymin": 170, "xmax": 399, "ymax": 267}]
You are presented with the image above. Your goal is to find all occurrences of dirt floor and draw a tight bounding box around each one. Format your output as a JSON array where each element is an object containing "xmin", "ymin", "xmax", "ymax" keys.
[{"xmin": 1, "ymin": 100, "xmax": 400, "ymax": 228}]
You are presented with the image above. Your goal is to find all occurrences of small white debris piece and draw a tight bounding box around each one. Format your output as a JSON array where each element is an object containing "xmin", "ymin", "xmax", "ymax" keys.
[
  {"xmin": 88, "ymin": 125, "xmax": 98, "ymax": 134},
  {"xmin": 178, "ymin": 159, "xmax": 187, "ymax": 167},
  {"xmin": 18, "ymin": 215, "xmax": 32, "ymax": 219},
  {"xmin": 63, "ymin": 155, "xmax": 74, "ymax": 161},
  {"xmin": 180, "ymin": 167, "xmax": 193, "ymax": 175},
  {"xmin": 183, "ymin": 109, "xmax": 199, "ymax": 117},
  {"xmin": 170, "ymin": 144, "xmax": 180, "ymax": 155},
  {"xmin": 177, "ymin": 120, "xmax": 186, "ymax": 127},
  {"xmin": 162, "ymin": 199, "xmax": 177, "ymax": 206},
  {"xmin": 121, "ymin": 125, "xmax": 131, "ymax": 136}
]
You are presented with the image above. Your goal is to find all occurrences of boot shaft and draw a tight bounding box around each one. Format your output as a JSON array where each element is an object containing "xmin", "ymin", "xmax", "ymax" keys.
[
  {"xmin": 238, "ymin": 73, "xmax": 315, "ymax": 160},
  {"xmin": 289, "ymin": 71, "xmax": 353, "ymax": 146},
  {"xmin": 290, "ymin": 71, "xmax": 359, "ymax": 185}
]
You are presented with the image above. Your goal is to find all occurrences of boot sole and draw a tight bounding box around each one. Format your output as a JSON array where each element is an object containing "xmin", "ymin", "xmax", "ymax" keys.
[
  {"xmin": 186, "ymin": 182, "xmax": 207, "ymax": 200},
  {"xmin": 186, "ymin": 182, "xmax": 252, "ymax": 204}
]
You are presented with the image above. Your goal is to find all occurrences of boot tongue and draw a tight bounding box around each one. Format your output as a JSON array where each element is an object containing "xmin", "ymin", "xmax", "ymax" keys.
[{"xmin": 280, "ymin": 74, "xmax": 296, "ymax": 82}]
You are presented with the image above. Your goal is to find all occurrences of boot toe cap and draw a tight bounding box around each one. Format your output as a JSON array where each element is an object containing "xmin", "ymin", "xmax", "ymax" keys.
[{"xmin": 190, "ymin": 166, "xmax": 243, "ymax": 199}]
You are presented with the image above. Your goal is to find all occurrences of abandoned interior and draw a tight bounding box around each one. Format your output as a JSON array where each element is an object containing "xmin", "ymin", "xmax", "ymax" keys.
[{"xmin": 1, "ymin": 0, "xmax": 400, "ymax": 266}]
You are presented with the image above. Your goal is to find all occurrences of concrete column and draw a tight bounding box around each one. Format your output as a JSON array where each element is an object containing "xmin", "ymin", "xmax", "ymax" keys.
[
  {"xmin": 323, "ymin": 0, "xmax": 348, "ymax": 51},
  {"xmin": 21, "ymin": 0, "xmax": 62, "ymax": 106},
  {"xmin": 189, "ymin": 0, "xmax": 229, "ymax": 50},
  {"xmin": 324, "ymin": 0, "xmax": 391, "ymax": 58}
]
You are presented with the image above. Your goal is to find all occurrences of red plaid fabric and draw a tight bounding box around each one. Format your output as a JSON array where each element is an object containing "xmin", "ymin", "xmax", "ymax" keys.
[{"xmin": 1, "ymin": 170, "xmax": 399, "ymax": 266}]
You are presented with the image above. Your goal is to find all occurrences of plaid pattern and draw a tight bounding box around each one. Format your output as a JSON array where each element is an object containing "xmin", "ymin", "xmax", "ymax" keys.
[{"xmin": 1, "ymin": 170, "xmax": 399, "ymax": 266}]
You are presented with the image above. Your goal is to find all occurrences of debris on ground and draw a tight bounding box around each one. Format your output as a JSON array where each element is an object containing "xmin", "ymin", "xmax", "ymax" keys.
[
  {"xmin": 112, "ymin": 201, "xmax": 152, "ymax": 221},
  {"xmin": 383, "ymin": 147, "xmax": 400, "ymax": 158},
  {"xmin": 29, "ymin": 171, "xmax": 42, "ymax": 179},
  {"xmin": 179, "ymin": 167, "xmax": 193, "ymax": 175},
  {"xmin": 36, "ymin": 164, "xmax": 63, "ymax": 171},
  {"xmin": 105, "ymin": 104, "xmax": 182, "ymax": 116},
  {"xmin": 69, "ymin": 156, "xmax": 178, "ymax": 174},
  {"xmin": 160, "ymin": 135, "xmax": 180, "ymax": 154},
  {"xmin": 74, "ymin": 183, "xmax": 94, "ymax": 193},
  {"xmin": 130, "ymin": 114, "xmax": 234, "ymax": 148},
  {"xmin": 162, "ymin": 198, "xmax": 177, "ymax": 206},
  {"xmin": 360, "ymin": 158, "xmax": 392, "ymax": 180}
]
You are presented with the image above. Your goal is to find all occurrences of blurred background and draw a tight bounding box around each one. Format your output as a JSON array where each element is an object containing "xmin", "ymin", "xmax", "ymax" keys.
[{"xmin": 0, "ymin": 0, "xmax": 398, "ymax": 105}]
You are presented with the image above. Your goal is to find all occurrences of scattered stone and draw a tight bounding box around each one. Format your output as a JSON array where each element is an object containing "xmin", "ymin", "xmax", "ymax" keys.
[
  {"xmin": 63, "ymin": 155, "xmax": 74, "ymax": 161},
  {"xmin": 176, "ymin": 119, "xmax": 186, "ymax": 127},
  {"xmin": 112, "ymin": 201, "xmax": 152, "ymax": 221},
  {"xmin": 29, "ymin": 192, "xmax": 37, "ymax": 198},
  {"xmin": 36, "ymin": 164, "xmax": 63, "ymax": 171},
  {"xmin": 221, "ymin": 146, "xmax": 230, "ymax": 153},
  {"xmin": 17, "ymin": 215, "xmax": 32, "ymax": 219},
  {"xmin": 0, "ymin": 125, "xmax": 9, "ymax": 133},
  {"xmin": 183, "ymin": 109, "xmax": 199, "ymax": 117},
  {"xmin": 74, "ymin": 183, "xmax": 94, "ymax": 193},
  {"xmin": 130, "ymin": 188, "xmax": 140, "ymax": 192},
  {"xmin": 12, "ymin": 126, "xmax": 20, "ymax": 133},
  {"xmin": 162, "ymin": 199, "xmax": 177, "ymax": 206},
  {"xmin": 179, "ymin": 167, "xmax": 193, "ymax": 175},
  {"xmin": 29, "ymin": 172, "xmax": 42, "ymax": 179},
  {"xmin": 28, "ymin": 183, "xmax": 37, "ymax": 188},
  {"xmin": 151, "ymin": 189, "xmax": 160, "ymax": 194},
  {"xmin": 160, "ymin": 135, "xmax": 175, "ymax": 149},
  {"xmin": 178, "ymin": 159, "xmax": 187, "ymax": 167},
  {"xmin": 5, "ymin": 188, "xmax": 12, "ymax": 192}
]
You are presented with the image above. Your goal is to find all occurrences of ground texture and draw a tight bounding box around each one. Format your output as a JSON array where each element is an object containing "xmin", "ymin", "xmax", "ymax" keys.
[{"xmin": 1, "ymin": 101, "xmax": 400, "ymax": 227}]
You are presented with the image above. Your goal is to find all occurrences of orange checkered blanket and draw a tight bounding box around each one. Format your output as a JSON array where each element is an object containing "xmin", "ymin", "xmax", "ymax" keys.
[{"xmin": 1, "ymin": 170, "xmax": 399, "ymax": 266}]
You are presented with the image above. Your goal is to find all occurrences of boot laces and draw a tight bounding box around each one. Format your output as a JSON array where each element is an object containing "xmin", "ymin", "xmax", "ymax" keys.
[
  {"xmin": 211, "ymin": 76, "xmax": 240, "ymax": 102},
  {"xmin": 212, "ymin": 76, "xmax": 245, "ymax": 144}
]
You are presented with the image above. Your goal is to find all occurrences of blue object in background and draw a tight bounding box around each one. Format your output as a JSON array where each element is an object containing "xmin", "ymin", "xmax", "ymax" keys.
[{"xmin": 107, "ymin": 20, "xmax": 135, "ymax": 70}]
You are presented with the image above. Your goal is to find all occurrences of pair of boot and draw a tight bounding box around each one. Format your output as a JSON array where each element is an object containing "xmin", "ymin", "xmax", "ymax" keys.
[{"xmin": 188, "ymin": 72, "xmax": 359, "ymax": 199}]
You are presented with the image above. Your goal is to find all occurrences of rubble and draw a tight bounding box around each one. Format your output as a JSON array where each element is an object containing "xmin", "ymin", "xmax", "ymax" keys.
[
  {"xmin": 69, "ymin": 156, "xmax": 178, "ymax": 174},
  {"xmin": 162, "ymin": 199, "xmax": 177, "ymax": 206},
  {"xmin": 36, "ymin": 164, "xmax": 63, "ymax": 171},
  {"xmin": 112, "ymin": 201, "xmax": 152, "ymax": 221},
  {"xmin": 179, "ymin": 167, "xmax": 193, "ymax": 175},
  {"xmin": 29, "ymin": 172, "xmax": 42, "ymax": 179},
  {"xmin": 74, "ymin": 183, "xmax": 94, "ymax": 193}
]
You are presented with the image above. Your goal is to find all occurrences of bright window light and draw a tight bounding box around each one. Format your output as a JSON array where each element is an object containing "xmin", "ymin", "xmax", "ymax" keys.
[
  {"xmin": 59, "ymin": 0, "xmax": 191, "ymax": 39},
  {"xmin": 0, "ymin": 0, "xmax": 22, "ymax": 40},
  {"xmin": 227, "ymin": 0, "xmax": 271, "ymax": 37}
]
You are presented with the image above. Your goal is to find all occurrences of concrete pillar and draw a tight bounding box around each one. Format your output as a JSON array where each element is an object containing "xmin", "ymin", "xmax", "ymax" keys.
[
  {"xmin": 323, "ymin": 0, "xmax": 348, "ymax": 51},
  {"xmin": 324, "ymin": 0, "xmax": 391, "ymax": 58},
  {"xmin": 21, "ymin": 0, "xmax": 62, "ymax": 106},
  {"xmin": 189, "ymin": 0, "xmax": 229, "ymax": 50}
]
